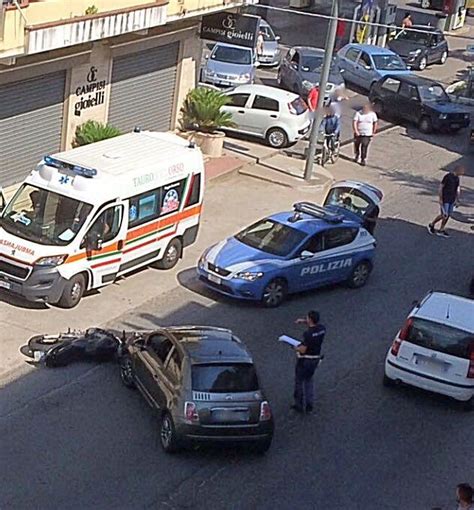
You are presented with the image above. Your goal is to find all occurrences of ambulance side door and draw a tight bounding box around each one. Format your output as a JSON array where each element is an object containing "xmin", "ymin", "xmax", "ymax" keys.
[{"xmin": 81, "ymin": 203, "xmax": 127, "ymax": 288}]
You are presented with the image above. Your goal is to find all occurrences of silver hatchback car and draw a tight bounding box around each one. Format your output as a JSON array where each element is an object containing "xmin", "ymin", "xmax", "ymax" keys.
[{"xmin": 201, "ymin": 42, "xmax": 259, "ymax": 88}]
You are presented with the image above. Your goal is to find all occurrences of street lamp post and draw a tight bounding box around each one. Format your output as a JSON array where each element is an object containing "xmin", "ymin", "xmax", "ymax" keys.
[{"xmin": 303, "ymin": 0, "xmax": 339, "ymax": 182}]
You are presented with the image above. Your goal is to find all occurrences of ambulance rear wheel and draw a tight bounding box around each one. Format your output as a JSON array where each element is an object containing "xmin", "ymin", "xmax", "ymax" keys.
[
  {"xmin": 347, "ymin": 261, "xmax": 371, "ymax": 289},
  {"xmin": 156, "ymin": 238, "xmax": 182, "ymax": 270},
  {"xmin": 58, "ymin": 274, "xmax": 85, "ymax": 308},
  {"xmin": 261, "ymin": 279, "xmax": 287, "ymax": 308}
]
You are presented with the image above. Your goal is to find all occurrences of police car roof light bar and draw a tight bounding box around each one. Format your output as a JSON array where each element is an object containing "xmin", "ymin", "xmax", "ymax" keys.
[
  {"xmin": 293, "ymin": 202, "xmax": 343, "ymax": 223},
  {"xmin": 44, "ymin": 156, "xmax": 98, "ymax": 178}
]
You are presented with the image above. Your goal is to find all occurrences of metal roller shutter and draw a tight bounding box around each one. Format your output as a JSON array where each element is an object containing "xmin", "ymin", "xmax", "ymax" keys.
[
  {"xmin": 0, "ymin": 72, "xmax": 66, "ymax": 187},
  {"xmin": 108, "ymin": 42, "xmax": 179, "ymax": 133}
]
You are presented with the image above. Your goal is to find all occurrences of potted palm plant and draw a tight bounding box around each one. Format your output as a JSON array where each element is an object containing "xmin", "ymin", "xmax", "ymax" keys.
[
  {"xmin": 73, "ymin": 120, "xmax": 121, "ymax": 147},
  {"xmin": 179, "ymin": 87, "xmax": 235, "ymax": 157}
]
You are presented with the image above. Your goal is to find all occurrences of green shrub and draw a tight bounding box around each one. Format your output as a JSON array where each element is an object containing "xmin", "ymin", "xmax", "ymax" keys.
[
  {"xmin": 179, "ymin": 87, "xmax": 236, "ymax": 134},
  {"xmin": 73, "ymin": 120, "xmax": 121, "ymax": 147},
  {"xmin": 85, "ymin": 5, "xmax": 98, "ymax": 15}
]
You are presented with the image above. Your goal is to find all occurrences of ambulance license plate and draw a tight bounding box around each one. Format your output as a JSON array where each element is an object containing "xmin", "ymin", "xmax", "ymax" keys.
[
  {"xmin": 0, "ymin": 280, "xmax": 11, "ymax": 290},
  {"xmin": 208, "ymin": 273, "xmax": 221, "ymax": 285}
]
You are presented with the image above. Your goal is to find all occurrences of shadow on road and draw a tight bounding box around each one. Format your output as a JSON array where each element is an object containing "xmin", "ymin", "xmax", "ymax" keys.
[{"xmin": 1, "ymin": 215, "xmax": 474, "ymax": 509}]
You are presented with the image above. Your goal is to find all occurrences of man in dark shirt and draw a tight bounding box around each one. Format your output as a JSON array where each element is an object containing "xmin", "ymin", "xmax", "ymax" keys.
[
  {"xmin": 362, "ymin": 203, "xmax": 380, "ymax": 235},
  {"xmin": 292, "ymin": 310, "xmax": 326, "ymax": 414},
  {"xmin": 428, "ymin": 166, "xmax": 464, "ymax": 238}
]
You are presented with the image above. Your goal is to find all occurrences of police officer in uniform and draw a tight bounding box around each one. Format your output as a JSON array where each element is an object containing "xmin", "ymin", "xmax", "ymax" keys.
[{"xmin": 292, "ymin": 310, "xmax": 326, "ymax": 414}]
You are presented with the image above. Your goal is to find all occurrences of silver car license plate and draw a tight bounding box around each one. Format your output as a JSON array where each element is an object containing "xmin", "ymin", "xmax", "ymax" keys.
[{"xmin": 208, "ymin": 273, "xmax": 221, "ymax": 285}]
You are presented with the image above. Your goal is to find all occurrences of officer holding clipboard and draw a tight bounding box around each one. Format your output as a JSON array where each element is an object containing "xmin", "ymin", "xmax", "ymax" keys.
[{"xmin": 291, "ymin": 310, "xmax": 326, "ymax": 414}]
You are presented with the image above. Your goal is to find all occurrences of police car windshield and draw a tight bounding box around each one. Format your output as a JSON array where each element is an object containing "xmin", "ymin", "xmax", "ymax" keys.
[
  {"xmin": 0, "ymin": 184, "xmax": 93, "ymax": 246},
  {"xmin": 235, "ymin": 218, "xmax": 306, "ymax": 256}
]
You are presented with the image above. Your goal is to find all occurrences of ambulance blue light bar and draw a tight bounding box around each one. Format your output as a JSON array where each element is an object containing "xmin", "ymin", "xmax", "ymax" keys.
[{"xmin": 44, "ymin": 156, "xmax": 97, "ymax": 178}]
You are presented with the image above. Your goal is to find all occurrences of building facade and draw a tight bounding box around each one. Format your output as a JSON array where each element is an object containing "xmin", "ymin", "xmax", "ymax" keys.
[{"xmin": 0, "ymin": 0, "xmax": 254, "ymax": 190}]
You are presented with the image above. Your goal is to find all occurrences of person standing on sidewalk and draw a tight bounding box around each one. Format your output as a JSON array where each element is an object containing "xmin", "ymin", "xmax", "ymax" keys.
[
  {"xmin": 335, "ymin": 18, "xmax": 347, "ymax": 51},
  {"xmin": 292, "ymin": 310, "xmax": 326, "ymax": 414},
  {"xmin": 353, "ymin": 103, "xmax": 378, "ymax": 166},
  {"xmin": 428, "ymin": 165, "xmax": 464, "ymax": 238}
]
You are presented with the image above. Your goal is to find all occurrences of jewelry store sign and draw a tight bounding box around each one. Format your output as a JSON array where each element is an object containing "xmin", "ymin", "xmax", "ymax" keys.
[{"xmin": 73, "ymin": 65, "xmax": 107, "ymax": 117}]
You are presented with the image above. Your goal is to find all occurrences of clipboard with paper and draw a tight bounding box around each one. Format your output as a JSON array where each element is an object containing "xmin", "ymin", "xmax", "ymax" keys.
[{"xmin": 278, "ymin": 335, "xmax": 301, "ymax": 348}]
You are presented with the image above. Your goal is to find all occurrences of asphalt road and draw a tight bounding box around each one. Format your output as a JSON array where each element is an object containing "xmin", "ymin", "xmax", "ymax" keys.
[{"xmin": 2, "ymin": 126, "xmax": 474, "ymax": 510}]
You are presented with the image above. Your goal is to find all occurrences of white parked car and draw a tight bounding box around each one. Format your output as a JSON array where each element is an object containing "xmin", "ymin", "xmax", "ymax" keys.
[
  {"xmin": 221, "ymin": 84, "xmax": 311, "ymax": 148},
  {"xmin": 384, "ymin": 291, "xmax": 474, "ymax": 410}
]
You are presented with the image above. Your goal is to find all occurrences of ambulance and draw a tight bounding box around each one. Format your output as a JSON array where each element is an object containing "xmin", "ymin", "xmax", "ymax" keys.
[{"xmin": 0, "ymin": 131, "xmax": 205, "ymax": 308}]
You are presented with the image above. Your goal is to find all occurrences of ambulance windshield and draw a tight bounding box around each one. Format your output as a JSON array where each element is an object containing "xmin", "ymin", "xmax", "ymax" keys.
[{"xmin": 0, "ymin": 184, "xmax": 93, "ymax": 246}]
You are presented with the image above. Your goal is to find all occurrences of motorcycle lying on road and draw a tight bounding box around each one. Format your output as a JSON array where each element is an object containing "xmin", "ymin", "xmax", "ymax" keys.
[{"xmin": 20, "ymin": 328, "xmax": 120, "ymax": 368}]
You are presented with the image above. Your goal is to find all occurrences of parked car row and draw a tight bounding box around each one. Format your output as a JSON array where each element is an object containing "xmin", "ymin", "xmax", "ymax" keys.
[{"xmin": 199, "ymin": 19, "xmax": 467, "ymax": 145}]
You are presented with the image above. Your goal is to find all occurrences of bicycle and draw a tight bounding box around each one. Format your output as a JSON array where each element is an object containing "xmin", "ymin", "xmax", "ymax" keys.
[{"xmin": 317, "ymin": 133, "xmax": 340, "ymax": 166}]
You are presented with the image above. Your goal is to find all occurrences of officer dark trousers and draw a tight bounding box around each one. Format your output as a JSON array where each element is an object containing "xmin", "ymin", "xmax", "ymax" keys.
[{"xmin": 294, "ymin": 358, "xmax": 320, "ymax": 410}]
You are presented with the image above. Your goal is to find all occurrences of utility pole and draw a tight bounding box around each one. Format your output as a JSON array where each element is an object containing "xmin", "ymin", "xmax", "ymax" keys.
[{"xmin": 303, "ymin": 0, "xmax": 339, "ymax": 182}]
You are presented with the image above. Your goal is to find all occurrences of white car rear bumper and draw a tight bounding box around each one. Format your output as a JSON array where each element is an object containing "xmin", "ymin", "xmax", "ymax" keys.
[{"xmin": 385, "ymin": 357, "xmax": 474, "ymax": 402}]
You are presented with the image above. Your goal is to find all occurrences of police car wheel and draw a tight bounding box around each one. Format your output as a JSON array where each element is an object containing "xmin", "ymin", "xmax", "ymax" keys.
[
  {"xmin": 347, "ymin": 261, "xmax": 371, "ymax": 289},
  {"xmin": 58, "ymin": 274, "xmax": 85, "ymax": 308},
  {"xmin": 266, "ymin": 128, "xmax": 288, "ymax": 149},
  {"xmin": 261, "ymin": 279, "xmax": 287, "ymax": 308},
  {"xmin": 156, "ymin": 238, "xmax": 182, "ymax": 270}
]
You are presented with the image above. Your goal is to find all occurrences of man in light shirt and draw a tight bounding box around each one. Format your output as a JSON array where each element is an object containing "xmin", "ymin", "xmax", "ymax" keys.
[{"xmin": 353, "ymin": 103, "xmax": 378, "ymax": 166}]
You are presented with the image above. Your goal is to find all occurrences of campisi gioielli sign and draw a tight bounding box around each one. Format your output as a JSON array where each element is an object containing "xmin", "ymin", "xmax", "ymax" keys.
[
  {"xmin": 74, "ymin": 65, "xmax": 107, "ymax": 117},
  {"xmin": 200, "ymin": 13, "xmax": 260, "ymax": 48}
]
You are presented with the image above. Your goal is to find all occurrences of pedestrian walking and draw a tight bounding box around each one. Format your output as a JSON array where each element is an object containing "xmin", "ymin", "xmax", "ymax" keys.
[
  {"xmin": 292, "ymin": 310, "xmax": 326, "ymax": 414},
  {"xmin": 428, "ymin": 165, "xmax": 464, "ymax": 238},
  {"xmin": 329, "ymin": 86, "xmax": 348, "ymax": 119},
  {"xmin": 256, "ymin": 30, "xmax": 264, "ymax": 58},
  {"xmin": 335, "ymin": 19, "xmax": 347, "ymax": 51},
  {"xmin": 401, "ymin": 12, "xmax": 413, "ymax": 28},
  {"xmin": 456, "ymin": 483, "xmax": 474, "ymax": 509},
  {"xmin": 305, "ymin": 83, "xmax": 319, "ymax": 112},
  {"xmin": 353, "ymin": 103, "xmax": 378, "ymax": 166}
]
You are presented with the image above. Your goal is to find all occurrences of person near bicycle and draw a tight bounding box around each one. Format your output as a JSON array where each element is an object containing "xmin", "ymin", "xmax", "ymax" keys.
[{"xmin": 319, "ymin": 105, "xmax": 341, "ymax": 151}]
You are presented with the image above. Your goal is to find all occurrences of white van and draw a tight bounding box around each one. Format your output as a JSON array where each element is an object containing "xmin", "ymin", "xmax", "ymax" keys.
[
  {"xmin": 384, "ymin": 291, "xmax": 474, "ymax": 410},
  {"xmin": 0, "ymin": 131, "xmax": 205, "ymax": 308}
]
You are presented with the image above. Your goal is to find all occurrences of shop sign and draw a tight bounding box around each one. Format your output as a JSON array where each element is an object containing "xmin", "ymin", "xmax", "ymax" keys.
[
  {"xmin": 200, "ymin": 13, "xmax": 260, "ymax": 48},
  {"xmin": 74, "ymin": 65, "xmax": 107, "ymax": 117}
]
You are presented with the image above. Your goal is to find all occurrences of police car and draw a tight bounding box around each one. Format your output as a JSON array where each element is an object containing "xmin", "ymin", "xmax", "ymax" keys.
[{"xmin": 197, "ymin": 182, "xmax": 382, "ymax": 307}]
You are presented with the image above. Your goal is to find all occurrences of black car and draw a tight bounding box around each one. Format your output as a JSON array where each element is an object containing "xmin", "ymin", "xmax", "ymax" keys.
[
  {"xmin": 369, "ymin": 74, "xmax": 470, "ymax": 133},
  {"xmin": 119, "ymin": 326, "xmax": 274, "ymax": 453},
  {"xmin": 388, "ymin": 25, "xmax": 448, "ymax": 71}
]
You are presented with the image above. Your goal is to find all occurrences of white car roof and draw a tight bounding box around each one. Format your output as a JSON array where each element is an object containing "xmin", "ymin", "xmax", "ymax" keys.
[
  {"xmin": 412, "ymin": 292, "xmax": 474, "ymax": 333},
  {"xmin": 226, "ymin": 84, "xmax": 300, "ymax": 102},
  {"xmin": 212, "ymin": 42, "xmax": 252, "ymax": 51}
]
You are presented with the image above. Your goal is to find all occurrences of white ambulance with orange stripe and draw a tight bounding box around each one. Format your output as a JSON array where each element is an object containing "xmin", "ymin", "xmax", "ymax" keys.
[{"xmin": 0, "ymin": 131, "xmax": 204, "ymax": 308}]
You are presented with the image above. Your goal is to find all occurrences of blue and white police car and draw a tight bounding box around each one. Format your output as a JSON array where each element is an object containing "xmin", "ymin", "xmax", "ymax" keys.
[{"xmin": 197, "ymin": 182, "xmax": 383, "ymax": 307}]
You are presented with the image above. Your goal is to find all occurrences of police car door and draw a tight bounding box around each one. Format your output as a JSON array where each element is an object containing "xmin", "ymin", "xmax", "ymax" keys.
[{"xmin": 294, "ymin": 227, "xmax": 357, "ymax": 290}]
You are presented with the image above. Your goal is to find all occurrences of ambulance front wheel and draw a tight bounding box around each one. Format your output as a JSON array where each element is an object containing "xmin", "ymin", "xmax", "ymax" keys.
[
  {"xmin": 58, "ymin": 274, "xmax": 86, "ymax": 308},
  {"xmin": 156, "ymin": 238, "xmax": 182, "ymax": 270}
]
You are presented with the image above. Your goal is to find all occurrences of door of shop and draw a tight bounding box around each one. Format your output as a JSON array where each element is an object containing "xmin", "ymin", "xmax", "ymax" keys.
[
  {"xmin": 108, "ymin": 43, "xmax": 179, "ymax": 133},
  {"xmin": 0, "ymin": 71, "xmax": 66, "ymax": 187}
]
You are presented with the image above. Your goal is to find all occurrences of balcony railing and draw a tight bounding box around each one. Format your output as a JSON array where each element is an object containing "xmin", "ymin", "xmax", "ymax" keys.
[{"xmin": 26, "ymin": 3, "xmax": 168, "ymax": 54}]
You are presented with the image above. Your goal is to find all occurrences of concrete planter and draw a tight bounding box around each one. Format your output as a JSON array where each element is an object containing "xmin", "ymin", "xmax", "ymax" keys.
[{"xmin": 187, "ymin": 130, "xmax": 226, "ymax": 157}]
